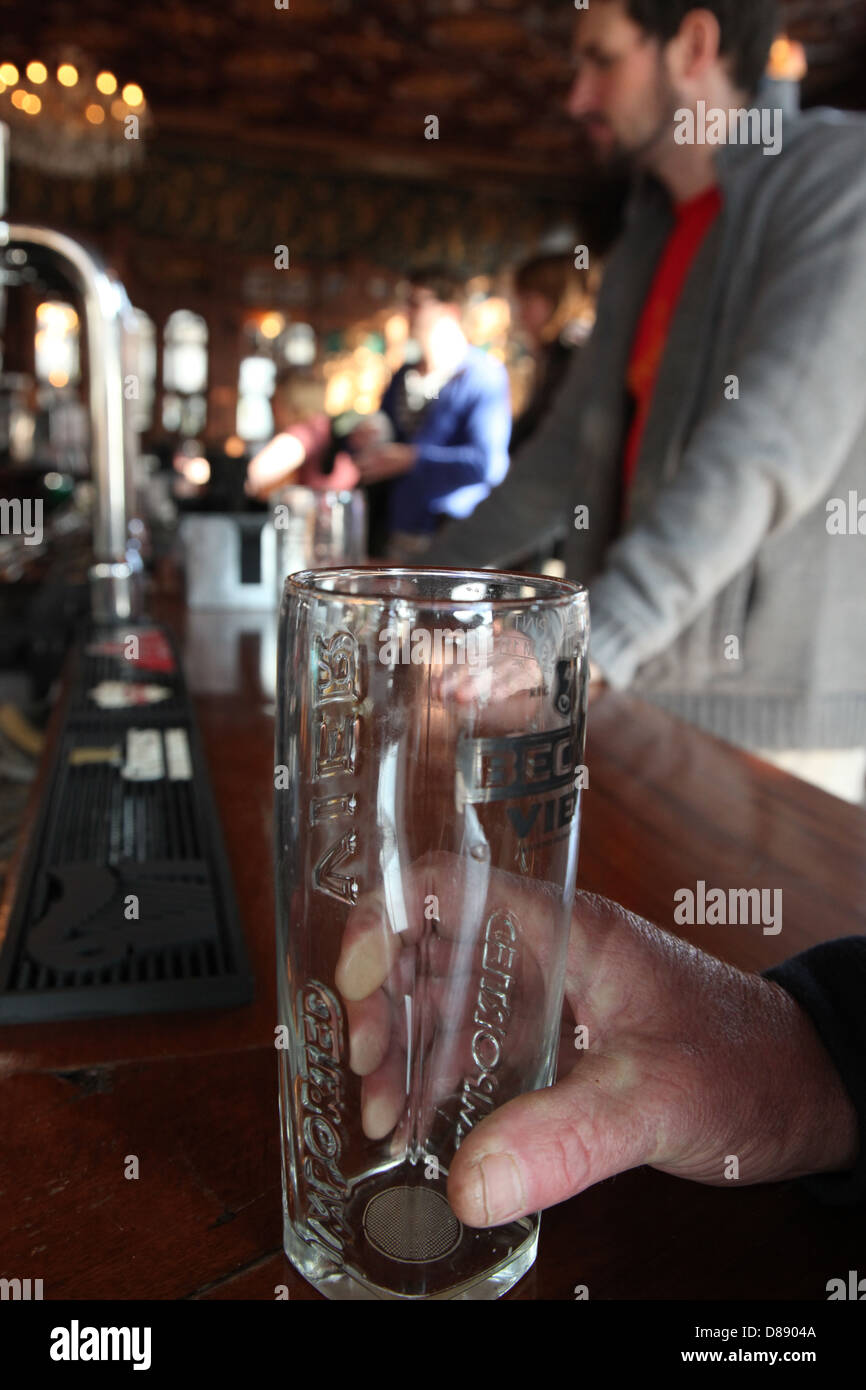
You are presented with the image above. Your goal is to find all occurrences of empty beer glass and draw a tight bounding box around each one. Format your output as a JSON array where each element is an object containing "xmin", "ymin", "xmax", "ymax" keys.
[
  {"xmin": 275, "ymin": 568, "xmax": 589, "ymax": 1299},
  {"xmin": 272, "ymin": 485, "xmax": 366, "ymax": 600}
]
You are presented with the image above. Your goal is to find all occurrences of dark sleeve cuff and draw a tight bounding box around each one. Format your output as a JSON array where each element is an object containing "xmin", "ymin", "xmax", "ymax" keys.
[{"xmin": 761, "ymin": 936, "xmax": 866, "ymax": 1205}]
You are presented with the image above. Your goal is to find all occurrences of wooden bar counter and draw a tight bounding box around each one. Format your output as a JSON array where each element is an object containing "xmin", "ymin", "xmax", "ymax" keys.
[{"xmin": 1, "ymin": 595, "xmax": 864, "ymax": 1301}]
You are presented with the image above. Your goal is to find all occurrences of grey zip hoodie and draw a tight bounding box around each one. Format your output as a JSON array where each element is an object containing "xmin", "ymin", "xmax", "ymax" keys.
[{"xmin": 430, "ymin": 107, "xmax": 866, "ymax": 752}]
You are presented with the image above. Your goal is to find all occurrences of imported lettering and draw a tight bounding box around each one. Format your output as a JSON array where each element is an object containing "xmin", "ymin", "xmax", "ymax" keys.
[{"xmin": 456, "ymin": 910, "xmax": 518, "ymax": 1144}]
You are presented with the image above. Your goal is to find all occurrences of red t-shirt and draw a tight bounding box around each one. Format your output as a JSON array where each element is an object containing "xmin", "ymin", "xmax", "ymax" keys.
[{"xmin": 623, "ymin": 185, "xmax": 723, "ymax": 494}]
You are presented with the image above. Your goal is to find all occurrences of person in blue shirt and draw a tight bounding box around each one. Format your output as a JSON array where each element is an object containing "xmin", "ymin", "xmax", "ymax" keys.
[{"xmin": 353, "ymin": 268, "xmax": 512, "ymax": 557}]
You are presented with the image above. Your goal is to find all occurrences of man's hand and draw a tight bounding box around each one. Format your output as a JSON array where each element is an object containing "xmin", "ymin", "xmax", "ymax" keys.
[
  {"xmin": 336, "ymin": 861, "xmax": 859, "ymax": 1227},
  {"xmin": 354, "ymin": 443, "xmax": 417, "ymax": 484},
  {"xmin": 449, "ymin": 891, "xmax": 859, "ymax": 1227},
  {"xmin": 347, "ymin": 420, "xmax": 382, "ymax": 455},
  {"xmin": 435, "ymin": 623, "xmax": 546, "ymax": 733}
]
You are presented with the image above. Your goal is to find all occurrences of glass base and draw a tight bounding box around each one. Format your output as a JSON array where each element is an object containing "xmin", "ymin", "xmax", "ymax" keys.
[{"xmin": 283, "ymin": 1195, "xmax": 539, "ymax": 1301}]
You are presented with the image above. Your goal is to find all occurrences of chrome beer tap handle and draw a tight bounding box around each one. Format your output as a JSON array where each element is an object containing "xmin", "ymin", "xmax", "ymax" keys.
[{"xmin": 0, "ymin": 120, "xmax": 141, "ymax": 623}]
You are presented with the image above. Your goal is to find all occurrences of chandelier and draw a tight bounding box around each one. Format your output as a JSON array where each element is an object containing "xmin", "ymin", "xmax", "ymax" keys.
[{"xmin": 0, "ymin": 51, "xmax": 153, "ymax": 178}]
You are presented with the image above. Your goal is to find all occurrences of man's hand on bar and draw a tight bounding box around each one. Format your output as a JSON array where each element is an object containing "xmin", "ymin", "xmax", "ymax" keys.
[
  {"xmin": 447, "ymin": 891, "xmax": 859, "ymax": 1227},
  {"xmin": 336, "ymin": 860, "xmax": 859, "ymax": 1227}
]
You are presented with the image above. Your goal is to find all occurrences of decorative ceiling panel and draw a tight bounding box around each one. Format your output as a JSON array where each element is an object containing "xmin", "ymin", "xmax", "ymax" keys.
[{"xmin": 2, "ymin": 0, "xmax": 864, "ymax": 186}]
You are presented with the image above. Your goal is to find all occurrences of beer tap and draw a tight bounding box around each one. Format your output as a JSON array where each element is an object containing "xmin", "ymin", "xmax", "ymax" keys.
[{"xmin": 0, "ymin": 120, "xmax": 141, "ymax": 622}]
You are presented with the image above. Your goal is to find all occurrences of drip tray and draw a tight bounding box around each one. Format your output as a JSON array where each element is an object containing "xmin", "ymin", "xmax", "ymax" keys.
[{"xmin": 0, "ymin": 622, "xmax": 254, "ymax": 1022}]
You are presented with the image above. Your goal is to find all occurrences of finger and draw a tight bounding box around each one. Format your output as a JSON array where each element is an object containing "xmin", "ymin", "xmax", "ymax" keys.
[
  {"xmin": 344, "ymin": 960, "xmax": 470, "ymax": 1086},
  {"xmin": 447, "ymin": 1057, "xmax": 656, "ymax": 1227},
  {"xmin": 357, "ymin": 1003, "xmax": 483, "ymax": 1143},
  {"xmin": 361, "ymin": 1039, "xmax": 406, "ymax": 1140},
  {"xmin": 349, "ymin": 960, "xmax": 547, "ymax": 1152},
  {"xmin": 346, "ymin": 851, "xmax": 491, "ymax": 944},
  {"xmin": 343, "ymin": 853, "xmax": 566, "ymax": 988},
  {"xmin": 437, "ymin": 656, "xmax": 541, "ymax": 707},
  {"xmin": 346, "ymin": 990, "xmax": 392, "ymax": 1076},
  {"xmin": 335, "ymin": 903, "xmax": 401, "ymax": 1000},
  {"xmin": 343, "ymin": 940, "xmax": 470, "ymax": 1077},
  {"xmin": 435, "ymin": 667, "xmax": 546, "ymax": 740}
]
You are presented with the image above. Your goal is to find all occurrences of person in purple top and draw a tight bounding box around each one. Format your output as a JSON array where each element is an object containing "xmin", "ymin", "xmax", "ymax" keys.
[{"xmin": 353, "ymin": 267, "xmax": 512, "ymax": 558}]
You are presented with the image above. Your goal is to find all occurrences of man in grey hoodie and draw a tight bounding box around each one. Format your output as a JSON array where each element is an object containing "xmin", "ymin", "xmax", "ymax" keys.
[{"xmin": 428, "ymin": 0, "xmax": 866, "ymax": 802}]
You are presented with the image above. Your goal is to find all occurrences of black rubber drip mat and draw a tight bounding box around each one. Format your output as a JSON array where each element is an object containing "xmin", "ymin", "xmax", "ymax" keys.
[{"xmin": 0, "ymin": 622, "xmax": 254, "ymax": 1022}]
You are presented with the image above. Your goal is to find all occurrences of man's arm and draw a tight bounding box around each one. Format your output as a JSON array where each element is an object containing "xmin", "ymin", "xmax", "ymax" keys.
[{"xmin": 590, "ymin": 124, "xmax": 866, "ymax": 688}]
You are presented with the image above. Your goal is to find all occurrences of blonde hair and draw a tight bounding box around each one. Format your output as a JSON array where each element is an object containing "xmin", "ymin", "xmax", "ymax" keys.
[{"xmin": 272, "ymin": 367, "xmax": 327, "ymax": 425}]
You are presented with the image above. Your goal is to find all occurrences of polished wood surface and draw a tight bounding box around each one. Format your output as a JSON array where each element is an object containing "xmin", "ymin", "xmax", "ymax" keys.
[{"xmin": 1, "ymin": 595, "xmax": 864, "ymax": 1300}]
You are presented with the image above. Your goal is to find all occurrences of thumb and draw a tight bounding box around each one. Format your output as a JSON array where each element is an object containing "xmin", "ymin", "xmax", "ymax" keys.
[{"xmin": 447, "ymin": 1058, "xmax": 655, "ymax": 1227}]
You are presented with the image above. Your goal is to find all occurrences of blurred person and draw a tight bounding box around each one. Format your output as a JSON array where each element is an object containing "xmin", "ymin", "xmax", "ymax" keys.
[
  {"xmin": 510, "ymin": 252, "xmax": 597, "ymax": 455},
  {"xmin": 245, "ymin": 366, "xmax": 360, "ymax": 501},
  {"xmin": 353, "ymin": 267, "xmax": 512, "ymax": 559},
  {"xmin": 507, "ymin": 251, "xmax": 600, "ymax": 571},
  {"xmin": 427, "ymin": 0, "xmax": 866, "ymax": 804}
]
